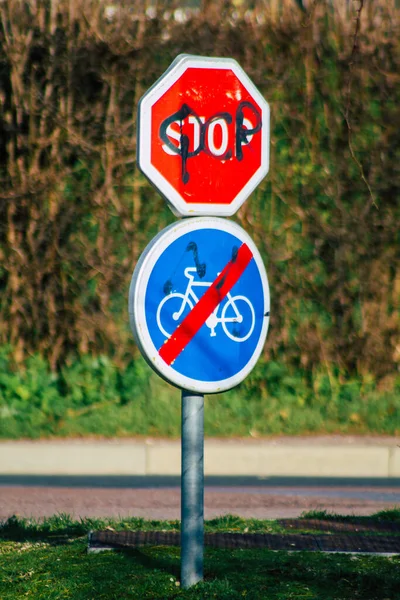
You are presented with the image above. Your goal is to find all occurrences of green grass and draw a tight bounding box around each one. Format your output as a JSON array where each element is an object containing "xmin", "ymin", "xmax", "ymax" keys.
[
  {"xmin": 301, "ymin": 508, "xmax": 400, "ymax": 524},
  {"xmin": 0, "ymin": 514, "xmax": 287, "ymax": 543},
  {"xmin": 1, "ymin": 347, "xmax": 400, "ymax": 439},
  {"xmin": 1, "ymin": 514, "xmax": 400, "ymax": 599}
]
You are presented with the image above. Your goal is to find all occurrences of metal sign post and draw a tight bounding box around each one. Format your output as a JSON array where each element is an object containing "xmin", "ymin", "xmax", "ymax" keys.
[
  {"xmin": 129, "ymin": 217, "xmax": 270, "ymax": 588},
  {"xmin": 130, "ymin": 53, "xmax": 271, "ymax": 589},
  {"xmin": 181, "ymin": 390, "xmax": 204, "ymax": 588}
]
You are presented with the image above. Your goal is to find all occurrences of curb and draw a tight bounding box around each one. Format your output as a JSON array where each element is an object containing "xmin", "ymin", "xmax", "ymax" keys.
[
  {"xmin": 88, "ymin": 529, "xmax": 400, "ymax": 555},
  {"xmin": 1, "ymin": 437, "xmax": 399, "ymax": 478}
]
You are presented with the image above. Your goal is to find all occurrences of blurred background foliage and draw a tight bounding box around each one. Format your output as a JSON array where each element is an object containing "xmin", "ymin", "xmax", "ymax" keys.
[{"xmin": 0, "ymin": 0, "xmax": 399, "ymax": 437}]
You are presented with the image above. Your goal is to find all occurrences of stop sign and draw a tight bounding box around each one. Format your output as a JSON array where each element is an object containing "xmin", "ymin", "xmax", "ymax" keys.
[{"xmin": 137, "ymin": 54, "xmax": 270, "ymax": 217}]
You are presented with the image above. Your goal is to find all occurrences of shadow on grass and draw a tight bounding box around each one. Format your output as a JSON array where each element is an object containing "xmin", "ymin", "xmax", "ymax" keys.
[
  {"xmin": 0, "ymin": 514, "xmax": 181, "ymax": 544},
  {"xmin": 114, "ymin": 545, "xmax": 400, "ymax": 600},
  {"xmin": 301, "ymin": 508, "xmax": 400, "ymax": 522},
  {"xmin": 124, "ymin": 547, "xmax": 181, "ymax": 579},
  {"xmin": 0, "ymin": 515, "xmax": 88, "ymax": 544}
]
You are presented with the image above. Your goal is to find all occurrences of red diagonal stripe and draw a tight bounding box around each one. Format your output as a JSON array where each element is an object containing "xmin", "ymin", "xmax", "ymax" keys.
[{"xmin": 158, "ymin": 242, "xmax": 253, "ymax": 366}]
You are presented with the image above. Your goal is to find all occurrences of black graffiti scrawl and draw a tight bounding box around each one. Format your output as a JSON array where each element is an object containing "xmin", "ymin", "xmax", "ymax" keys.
[{"xmin": 159, "ymin": 102, "xmax": 262, "ymax": 183}]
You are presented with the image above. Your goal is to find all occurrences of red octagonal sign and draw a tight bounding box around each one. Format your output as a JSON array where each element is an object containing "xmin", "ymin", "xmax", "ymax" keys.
[{"xmin": 137, "ymin": 55, "xmax": 270, "ymax": 217}]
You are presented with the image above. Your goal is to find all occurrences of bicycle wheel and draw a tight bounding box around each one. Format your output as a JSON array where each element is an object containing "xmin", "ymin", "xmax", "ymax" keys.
[
  {"xmin": 221, "ymin": 295, "xmax": 255, "ymax": 342},
  {"xmin": 156, "ymin": 293, "xmax": 194, "ymax": 339}
]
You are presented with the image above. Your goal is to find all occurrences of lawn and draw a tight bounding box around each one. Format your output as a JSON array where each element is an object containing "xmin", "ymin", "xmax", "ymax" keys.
[{"xmin": 0, "ymin": 513, "xmax": 399, "ymax": 599}]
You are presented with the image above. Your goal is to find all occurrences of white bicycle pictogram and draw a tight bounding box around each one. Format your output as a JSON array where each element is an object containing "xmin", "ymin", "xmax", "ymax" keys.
[{"xmin": 156, "ymin": 267, "xmax": 255, "ymax": 342}]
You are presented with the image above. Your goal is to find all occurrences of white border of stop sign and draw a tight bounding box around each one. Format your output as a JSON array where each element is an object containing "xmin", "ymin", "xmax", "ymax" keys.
[{"xmin": 137, "ymin": 54, "xmax": 270, "ymax": 217}]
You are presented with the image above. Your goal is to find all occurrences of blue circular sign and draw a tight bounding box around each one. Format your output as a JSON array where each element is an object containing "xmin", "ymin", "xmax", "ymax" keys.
[{"xmin": 129, "ymin": 218, "xmax": 270, "ymax": 393}]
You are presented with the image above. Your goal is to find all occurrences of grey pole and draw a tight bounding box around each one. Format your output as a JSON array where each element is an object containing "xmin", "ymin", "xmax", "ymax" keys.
[{"xmin": 181, "ymin": 389, "xmax": 204, "ymax": 589}]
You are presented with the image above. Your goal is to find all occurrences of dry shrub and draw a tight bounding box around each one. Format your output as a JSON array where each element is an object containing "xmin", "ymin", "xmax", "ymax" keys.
[{"xmin": 0, "ymin": 0, "xmax": 398, "ymax": 377}]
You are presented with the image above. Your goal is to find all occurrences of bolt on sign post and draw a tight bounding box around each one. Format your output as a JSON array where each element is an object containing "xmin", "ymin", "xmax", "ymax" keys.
[{"xmin": 131, "ymin": 55, "xmax": 270, "ymax": 588}]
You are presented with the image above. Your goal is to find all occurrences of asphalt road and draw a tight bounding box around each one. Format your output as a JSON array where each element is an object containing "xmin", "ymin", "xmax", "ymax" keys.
[{"xmin": 1, "ymin": 476, "xmax": 399, "ymax": 520}]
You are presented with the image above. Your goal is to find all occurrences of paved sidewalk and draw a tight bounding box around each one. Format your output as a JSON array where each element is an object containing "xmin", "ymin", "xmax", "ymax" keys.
[{"xmin": 1, "ymin": 436, "xmax": 399, "ymax": 477}]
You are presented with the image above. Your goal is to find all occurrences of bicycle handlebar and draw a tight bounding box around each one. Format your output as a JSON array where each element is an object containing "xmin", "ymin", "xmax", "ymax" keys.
[{"xmin": 184, "ymin": 267, "xmax": 198, "ymax": 278}]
